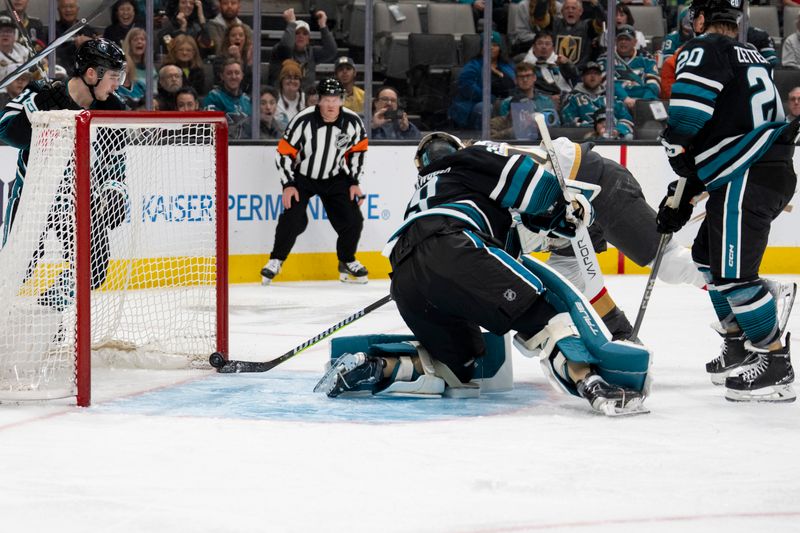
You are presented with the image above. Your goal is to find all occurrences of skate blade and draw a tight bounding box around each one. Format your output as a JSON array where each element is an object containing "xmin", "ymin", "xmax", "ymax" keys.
[
  {"xmin": 339, "ymin": 273, "xmax": 368, "ymax": 284},
  {"xmin": 261, "ymin": 276, "xmax": 272, "ymax": 286},
  {"xmin": 725, "ymin": 384, "xmax": 796, "ymax": 403},
  {"xmin": 599, "ymin": 398, "xmax": 650, "ymax": 417}
]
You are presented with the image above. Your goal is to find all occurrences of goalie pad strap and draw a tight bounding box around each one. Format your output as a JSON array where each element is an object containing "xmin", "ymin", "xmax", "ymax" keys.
[
  {"xmin": 393, "ymin": 356, "xmax": 415, "ymax": 382},
  {"xmin": 519, "ymin": 312, "xmax": 578, "ymax": 361}
]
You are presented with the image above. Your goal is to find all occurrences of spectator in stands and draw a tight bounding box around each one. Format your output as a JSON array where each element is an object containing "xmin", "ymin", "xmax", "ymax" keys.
[
  {"xmin": 522, "ymin": 30, "xmax": 576, "ymax": 109},
  {"xmin": 275, "ymin": 59, "xmax": 307, "ymax": 131},
  {"xmin": 462, "ymin": 0, "xmax": 512, "ymax": 36},
  {"xmin": 490, "ymin": 61, "xmax": 559, "ymax": 139},
  {"xmin": 610, "ymin": 4, "xmax": 647, "ymax": 52},
  {"xmin": 660, "ymin": 10, "xmax": 694, "ymax": 63},
  {"xmin": 204, "ymin": 58, "xmax": 251, "ymax": 139},
  {"xmin": 118, "ymin": 29, "xmax": 149, "ymax": 109},
  {"xmin": 213, "ymin": 22, "xmax": 253, "ymax": 93},
  {"xmin": 599, "ymin": 25, "xmax": 660, "ymax": 110},
  {"xmin": 561, "ymin": 61, "xmax": 634, "ymax": 139},
  {"xmin": 449, "ymin": 31, "xmax": 516, "ymax": 130},
  {"xmin": 747, "ymin": 23, "xmax": 778, "ymax": 66},
  {"xmin": 55, "ymin": 0, "xmax": 100, "ymax": 75},
  {"xmin": 510, "ymin": 0, "xmax": 604, "ymax": 69},
  {"xmin": 159, "ymin": 0, "xmax": 215, "ymax": 58},
  {"xmin": 163, "ymin": 34, "xmax": 209, "ymax": 97},
  {"xmin": 260, "ymin": 86, "xmax": 283, "ymax": 139},
  {"xmin": 122, "ymin": 27, "xmax": 155, "ymax": 87},
  {"xmin": 155, "ymin": 63, "xmax": 184, "ymax": 110},
  {"xmin": 268, "ymin": 8, "xmax": 337, "ymax": 90},
  {"xmin": 0, "ymin": 16, "xmax": 30, "ymax": 82},
  {"xmin": 786, "ymin": 87, "xmax": 800, "ymax": 121},
  {"xmin": 659, "ymin": 10, "xmax": 704, "ymax": 100},
  {"xmin": 306, "ymin": 86, "xmax": 320, "ymax": 107},
  {"xmin": 781, "ymin": 14, "xmax": 800, "ymax": 69},
  {"xmin": 103, "ymin": 0, "xmax": 141, "ymax": 46},
  {"xmin": 176, "ymin": 85, "xmax": 200, "ymax": 111},
  {"xmin": 0, "ymin": 69, "xmax": 30, "ymax": 108},
  {"xmin": 1, "ymin": 0, "xmax": 45, "ymax": 50},
  {"xmin": 334, "ymin": 56, "xmax": 364, "ymax": 115},
  {"xmin": 371, "ymin": 85, "xmax": 421, "ymax": 140},
  {"xmin": 207, "ymin": 0, "xmax": 253, "ymax": 56}
]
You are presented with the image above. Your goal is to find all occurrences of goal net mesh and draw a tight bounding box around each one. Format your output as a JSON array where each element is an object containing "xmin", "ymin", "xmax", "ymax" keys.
[{"xmin": 0, "ymin": 111, "xmax": 222, "ymax": 400}]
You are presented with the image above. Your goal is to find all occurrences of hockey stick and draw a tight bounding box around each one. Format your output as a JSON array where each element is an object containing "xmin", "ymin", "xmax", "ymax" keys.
[
  {"xmin": 0, "ymin": 0, "xmax": 115, "ymax": 90},
  {"xmin": 630, "ymin": 177, "xmax": 687, "ymax": 339},
  {"xmin": 533, "ymin": 113, "xmax": 605, "ymax": 301},
  {"xmin": 209, "ymin": 294, "xmax": 394, "ymax": 373}
]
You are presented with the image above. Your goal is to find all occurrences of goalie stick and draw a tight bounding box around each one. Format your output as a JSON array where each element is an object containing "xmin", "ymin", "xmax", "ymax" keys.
[
  {"xmin": 209, "ymin": 294, "xmax": 393, "ymax": 373},
  {"xmin": 630, "ymin": 177, "xmax": 686, "ymax": 340},
  {"xmin": 533, "ymin": 113, "xmax": 605, "ymax": 302},
  {"xmin": 0, "ymin": 0, "xmax": 116, "ymax": 90}
]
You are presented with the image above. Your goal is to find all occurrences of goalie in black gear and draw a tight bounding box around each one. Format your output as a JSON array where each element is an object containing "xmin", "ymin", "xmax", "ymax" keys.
[
  {"xmin": 0, "ymin": 38, "xmax": 129, "ymax": 309},
  {"xmin": 658, "ymin": 0, "xmax": 796, "ymax": 402},
  {"xmin": 315, "ymin": 132, "xmax": 652, "ymax": 416}
]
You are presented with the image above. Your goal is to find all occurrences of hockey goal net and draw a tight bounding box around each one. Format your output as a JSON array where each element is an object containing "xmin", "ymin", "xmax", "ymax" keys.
[{"xmin": 0, "ymin": 110, "xmax": 228, "ymax": 406}]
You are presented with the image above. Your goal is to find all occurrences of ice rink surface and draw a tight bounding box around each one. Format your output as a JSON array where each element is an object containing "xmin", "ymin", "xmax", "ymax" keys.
[{"xmin": 1, "ymin": 275, "xmax": 799, "ymax": 532}]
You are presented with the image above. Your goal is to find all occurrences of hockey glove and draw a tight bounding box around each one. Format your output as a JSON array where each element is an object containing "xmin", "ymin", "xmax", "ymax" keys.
[
  {"xmin": 659, "ymin": 135, "xmax": 696, "ymax": 179},
  {"xmin": 656, "ymin": 179, "xmax": 697, "ymax": 234},
  {"xmin": 33, "ymin": 81, "xmax": 77, "ymax": 112}
]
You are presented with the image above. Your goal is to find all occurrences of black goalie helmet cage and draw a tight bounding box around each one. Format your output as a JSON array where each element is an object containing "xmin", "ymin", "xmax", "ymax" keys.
[{"xmin": 415, "ymin": 132, "xmax": 465, "ymax": 171}]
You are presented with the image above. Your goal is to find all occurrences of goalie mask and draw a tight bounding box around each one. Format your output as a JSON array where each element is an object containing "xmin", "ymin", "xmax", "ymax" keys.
[
  {"xmin": 688, "ymin": 0, "xmax": 742, "ymax": 27},
  {"xmin": 414, "ymin": 132, "xmax": 465, "ymax": 171}
]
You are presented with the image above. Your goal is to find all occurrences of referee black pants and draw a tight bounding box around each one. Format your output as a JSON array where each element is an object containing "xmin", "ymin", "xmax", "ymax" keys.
[{"xmin": 271, "ymin": 175, "xmax": 363, "ymax": 263}]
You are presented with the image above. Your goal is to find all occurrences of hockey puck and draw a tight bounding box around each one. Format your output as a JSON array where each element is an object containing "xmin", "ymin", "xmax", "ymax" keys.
[{"xmin": 209, "ymin": 352, "xmax": 226, "ymax": 368}]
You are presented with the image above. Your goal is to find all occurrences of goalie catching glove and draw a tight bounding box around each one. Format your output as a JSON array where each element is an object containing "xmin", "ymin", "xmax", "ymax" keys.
[{"xmin": 518, "ymin": 191, "xmax": 594, "ymax": 240}]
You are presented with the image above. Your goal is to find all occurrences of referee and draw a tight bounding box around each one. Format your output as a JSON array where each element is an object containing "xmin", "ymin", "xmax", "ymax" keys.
[{"xmin": 262, "ymin": 78, "xmax": 370, "ymax": 284}]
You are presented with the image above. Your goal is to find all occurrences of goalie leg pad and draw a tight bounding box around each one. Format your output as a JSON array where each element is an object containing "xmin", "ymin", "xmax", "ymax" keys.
[
  {"xmin": 375, "ymin": 355, "xmax": 446, "ymax": 398},
  {"xmin": 519, "ymin": 256, "xmax": 652, "ymax": 392},
  {"xmin": 514, "ymin": 312, "xmax": 596, "ymax": 396}
]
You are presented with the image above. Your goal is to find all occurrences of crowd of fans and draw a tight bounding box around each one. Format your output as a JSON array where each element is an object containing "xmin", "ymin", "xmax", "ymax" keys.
[{"xmin": 3, "ymin": 0, "xmax": 800, "ymax": 141}]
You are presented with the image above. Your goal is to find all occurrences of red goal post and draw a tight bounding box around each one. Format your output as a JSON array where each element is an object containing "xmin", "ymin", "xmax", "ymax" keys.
[{"xmin": 0, "ymin": 111, "xmax": 229, "ymax": 406}]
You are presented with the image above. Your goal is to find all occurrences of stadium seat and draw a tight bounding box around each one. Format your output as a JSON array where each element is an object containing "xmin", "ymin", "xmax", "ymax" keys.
[
  {"xmin": 374, "ymin": 1, "xmax": 423, "ymax": 78},
  {"xmin": 632, "ymin": 99, "xmax": 668, "ymax": 140},
  {"xmin": 409, "ymin": 33, "xmax": 458, "ymax": 72},
  {"xmin": 783, "ymin": 7, "xmax": 800, "ymax": 42},
  {"xmin": 749, "ymin": 6, "xmax": 781, "ymax": 44},
  {"xmin": 627, "ymin": 6, "xmax": 666, "ymax": 41},
  {"xmin": 427, "ymin": 3, "xmax": 476, "ymax": 36},
  {"xmin": 460, "ymin": 33, "xmax": 482, "ymax": 65},
  {"xmin": 773, "ymin": 68, "xmax": 800, "ymax": 100}
]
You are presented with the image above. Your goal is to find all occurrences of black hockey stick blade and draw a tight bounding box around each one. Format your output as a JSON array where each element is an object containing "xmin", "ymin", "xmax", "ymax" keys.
[
  {"xmin": 211, "ymin": 294, "xmax": 393, "ymax": 373},
  {"xmin": 0, "ymin": 0, "xmax": 116, "ymax": 89}
]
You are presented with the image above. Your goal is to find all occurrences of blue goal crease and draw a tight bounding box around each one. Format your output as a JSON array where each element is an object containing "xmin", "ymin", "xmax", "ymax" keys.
[{"xmin": 92, "ymin": 371, "xmax": 547, "ymax": 423}]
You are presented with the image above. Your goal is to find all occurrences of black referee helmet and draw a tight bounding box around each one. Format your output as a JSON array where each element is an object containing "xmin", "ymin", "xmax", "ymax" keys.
[{"xmin": 317, "ymin": 78, "xmax": 345, "ymax": 97}]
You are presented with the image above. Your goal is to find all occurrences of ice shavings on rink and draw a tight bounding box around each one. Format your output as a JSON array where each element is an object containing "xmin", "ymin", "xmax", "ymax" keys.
[{"xmin": 94, "ymin": 371, "xmax": 549, "ymax": 422}]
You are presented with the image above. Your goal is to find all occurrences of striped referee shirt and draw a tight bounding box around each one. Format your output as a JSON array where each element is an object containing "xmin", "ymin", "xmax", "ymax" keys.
[{"xmin": 275, "ymin": 105, "xmax": 368, "ymax": 187}]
